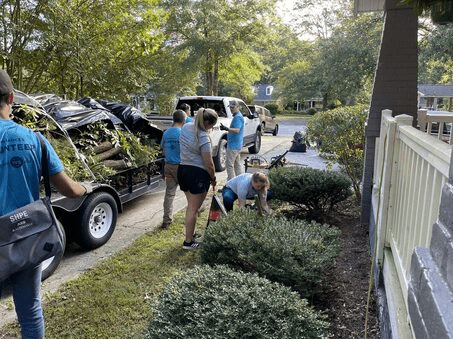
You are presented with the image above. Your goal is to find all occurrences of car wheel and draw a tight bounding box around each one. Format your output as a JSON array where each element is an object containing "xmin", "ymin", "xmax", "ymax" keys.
[
  {"xmin": 248, "ymin": 130, "xmax": 261, "ymax": 154},
  {"xmin": 213, "ymin": 138, "xmax": 227, "ymax": 172},
  {"xmin": 75, "ymin": 192, "xmax": 117, "ymax": 250},
  {"xmin": 41, "ymin": 220, "xmax": 66, "ymax": 281},
  {"xmin": 272, "ymin": 124, "xmax": 279, "ymax": 136}
]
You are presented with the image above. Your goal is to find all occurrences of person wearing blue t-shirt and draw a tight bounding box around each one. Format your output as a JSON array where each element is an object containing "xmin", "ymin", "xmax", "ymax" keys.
[
  {"xmin": 160, "ymin": 109, "xmax": 186, "ymax": 228},
  {"xmin": 220, "ymin": 100, "xmax": 244, "ymax": 180},
  {"xmin": 178, "ymin": 103, "xmax": 193, "ymax": 123},
  {"xmin": 0, "ymin": 70, "xmax": 92, "ymax": 339}
]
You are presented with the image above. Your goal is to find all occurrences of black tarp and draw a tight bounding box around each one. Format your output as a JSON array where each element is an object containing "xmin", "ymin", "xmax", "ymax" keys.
[
  {"xmin": 77, "ymin": 97, "xmax": 163, "ymax": 141},
  {"xmin": 32, "ymin": 95, "xmax": 124, "ymax": 132}
]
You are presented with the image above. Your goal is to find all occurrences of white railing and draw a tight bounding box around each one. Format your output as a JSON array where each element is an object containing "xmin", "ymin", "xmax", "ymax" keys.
[{"xmin": 372, "ymin": 110, "xmax": 451, "ymax": 313}]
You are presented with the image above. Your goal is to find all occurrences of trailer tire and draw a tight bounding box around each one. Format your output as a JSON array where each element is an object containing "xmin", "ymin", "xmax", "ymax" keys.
[
  {"xmin": 213, "ymin": 138, "xmax": 227, "ymax": 172},
  {"xmin": 75, "ymin": 192, "xmax": 117, "ymax": 250},
  {"xmin": 41, "ymin": 220, "xmax": 66, "ymax": 281}
]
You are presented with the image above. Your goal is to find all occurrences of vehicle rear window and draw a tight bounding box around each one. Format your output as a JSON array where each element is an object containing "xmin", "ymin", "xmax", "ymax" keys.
[{"xmin": 178, "ymin": 99, "xmax": 227, "ymax": 118}]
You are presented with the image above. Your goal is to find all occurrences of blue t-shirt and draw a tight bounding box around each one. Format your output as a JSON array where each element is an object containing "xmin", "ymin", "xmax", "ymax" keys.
[
  {"xmin": 227, "ymin": 112, "xmax": 244, "ymax": 150},
  {"xmin": 0, "ymin": 120, "xmax": 64, "ymax": 215},
  {"xmin": 225, "ymin": 173, "xmax": 258, "ymax": 201},
  {"xmin": 160, "ymin": 126, "xmax": 182, "ymax": 164},
  {"xmin": 179, "ymin": 122, "xmax": 212, "ymax": 170},
  {"xmin": 185, "ymin": 116, "xmax": 193, "ymax": 123}
]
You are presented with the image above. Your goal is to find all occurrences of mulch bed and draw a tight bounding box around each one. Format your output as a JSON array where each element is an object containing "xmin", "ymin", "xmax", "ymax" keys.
[{"xmin": 278, "ymin": 198, "xmax": 381, "ymax": 338}]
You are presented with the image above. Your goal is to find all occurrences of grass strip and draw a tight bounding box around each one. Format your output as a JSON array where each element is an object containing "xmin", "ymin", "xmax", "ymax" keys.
[{"xmin": 1, "ymin": 209, "xmax": 208, "ymax": 338}]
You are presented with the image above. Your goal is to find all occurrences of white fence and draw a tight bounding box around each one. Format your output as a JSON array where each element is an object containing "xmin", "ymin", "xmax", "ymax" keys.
[{"xmin": 372, "ymin": 110, "xmax": 452, "ymax": 330}]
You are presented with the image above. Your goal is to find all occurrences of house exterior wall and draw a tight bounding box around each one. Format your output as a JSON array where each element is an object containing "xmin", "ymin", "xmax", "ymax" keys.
[{"xmin": 362, "ymin": 0, "xmax": 418, "ymax": 227}]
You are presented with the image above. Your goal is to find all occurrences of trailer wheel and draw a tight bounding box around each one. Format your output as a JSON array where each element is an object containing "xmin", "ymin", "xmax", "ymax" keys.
[
  {"xmin": 213, "ymin": 138, "xmax": 227, "ymax": 172},
  {"xmin": 41, "ymin": 221, "xmax": 66, "ymax": 281},
  {"xmin": 75, "ymin": 192, "xmax": 117, "ymax": 250}
]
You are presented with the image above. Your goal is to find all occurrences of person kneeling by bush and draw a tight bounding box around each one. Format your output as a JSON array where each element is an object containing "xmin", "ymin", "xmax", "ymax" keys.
[{"xmin": 221, "ymin": 172, "xmax": 271, "ymax": 214}]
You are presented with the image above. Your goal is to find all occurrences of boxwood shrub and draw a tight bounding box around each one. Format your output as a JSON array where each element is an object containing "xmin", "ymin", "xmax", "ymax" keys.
[
  {"xmin": 145, "ymin": 265, "xmax": 330, "ymax": 339},
  {"xmin": 268, "ymin": 166, "xmax": 352, "ymax": 221},
  {"xmin": 201, "ymin": 209, "xmax": 341, "ymax": 297}
]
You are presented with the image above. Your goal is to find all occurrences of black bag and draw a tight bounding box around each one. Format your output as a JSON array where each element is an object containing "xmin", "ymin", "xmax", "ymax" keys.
[
  {"xmin": 0, "ymin": 133, "xmax": 65, "ymax": 282},
  {"xmin": 289, "ymin": 131, "xmax": 307, "ymax": 152}
]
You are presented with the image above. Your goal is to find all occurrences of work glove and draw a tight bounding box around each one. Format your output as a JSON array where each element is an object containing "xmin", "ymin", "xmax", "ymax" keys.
[
  {"xmin": 80, "ymin": 181, "xmax": 94, "ymax": 195},
  {"xmin": 219, "ymin": 123, "xmax": 229, "ymax": 131}
]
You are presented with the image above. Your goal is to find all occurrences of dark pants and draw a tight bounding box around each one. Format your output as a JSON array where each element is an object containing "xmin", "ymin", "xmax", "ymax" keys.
[
  {"xmin": 222, "ymin": 187, "xmax": 238, "ymax": 212},
  {"xmin": 222, "ymin": 186, "xmax": 273, "ymax": 212}
]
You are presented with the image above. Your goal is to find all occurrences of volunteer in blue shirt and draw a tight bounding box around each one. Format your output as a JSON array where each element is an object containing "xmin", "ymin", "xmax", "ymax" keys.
[
  {"xmin": 178, "ymin": 103, "xmax": 193, "ymax": 123},
  {"xmin": 0, "ymin": 70, "xmax": 91, "ymax": 339},
  {"xmin": 220, "ymin": 100, "xmax": 244, "ymax": 180},
  {"xmin": 160, "ymin": 109, "xmax": 186, "ymax": 228}
]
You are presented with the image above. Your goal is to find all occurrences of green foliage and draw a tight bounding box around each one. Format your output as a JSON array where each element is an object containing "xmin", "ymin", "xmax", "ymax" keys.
[
  {"xmin": 201, "ymin": 209, "xmax": 341, "ymax": 297},
  {"xmin": 306, "ymin": 108, "xmax": 317, "ymax": 115},
  {"xmin": 277, "ymin": 12, "xmax": 383, "ymax": 106},
  {"xmin": 159, "ymin": 0, "xmax": 276, "ymax": 97},
  {"xmin": 145, "ymin": 265, "xmax": 330, "ymax": 339},
  {"xmin": 418, "ymin": 24, "xmax": 453, "ymax": 84},
  {"xmin": 268, "ymin": 166, "xmax": 352, "ymax": 220},
  {"xmin": 305, "ymin": 104, "xmax": 367, "ymax": 201},
  {"xmin": 12, "ymin": 104, "xmax": 95, "ymax": 181},
  {"xmin": 12, "ymin": 105, "xmax": 160, "ymax": 182},
  {"xmin": 2, "ymin": 1, "xmax": 164, "ymax": 100},
  {"xmin": 265, "ymin": 103, "xmax": 279, "ymax": 115},
  {"xmin": 117, "ymin": 130, "xmax": 160, "ymax": 168}
]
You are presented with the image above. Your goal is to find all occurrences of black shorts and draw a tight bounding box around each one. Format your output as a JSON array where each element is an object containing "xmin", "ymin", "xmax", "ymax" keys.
[{"xmin": 178, "ymin": 165, "xmax": 211, "ymax": 194}]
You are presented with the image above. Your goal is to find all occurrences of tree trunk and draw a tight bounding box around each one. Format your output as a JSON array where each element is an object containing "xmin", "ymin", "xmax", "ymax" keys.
[
  {"xmin": 213, "ymin": 52, "xmax": 219, "ymax": 96},
  {"xmin": 94, "ymin": 147, "xmax": 121, "ymax": 161},
  {"xmin": 92, "ymin": 141, "xmax": 114, "ymax": 154},
  {"xmin": 102, "ymin": 159, "xmax": 131, "ymax": 170}
]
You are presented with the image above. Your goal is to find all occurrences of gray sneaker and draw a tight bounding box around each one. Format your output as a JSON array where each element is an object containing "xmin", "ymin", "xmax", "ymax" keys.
[{"xmin": 182, "ymin": 240, "xmax": 201, "ymax": 250}]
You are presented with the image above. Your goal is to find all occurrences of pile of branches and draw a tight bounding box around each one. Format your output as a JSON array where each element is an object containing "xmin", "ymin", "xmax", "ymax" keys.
[{"xmin": 12, "ymin": 93, "xmax": 161, "ymax": 184}]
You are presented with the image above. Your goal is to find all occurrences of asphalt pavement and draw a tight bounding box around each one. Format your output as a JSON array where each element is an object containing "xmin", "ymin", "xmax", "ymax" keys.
[{"xmin": 270, "ymin": 119, "xmax": 339, "ymax": 171}]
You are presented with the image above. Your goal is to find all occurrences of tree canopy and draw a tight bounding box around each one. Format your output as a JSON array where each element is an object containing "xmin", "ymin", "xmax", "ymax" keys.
[{"xmin": 0, "ymin": 0, "xmax": 450, "ymax": 112}]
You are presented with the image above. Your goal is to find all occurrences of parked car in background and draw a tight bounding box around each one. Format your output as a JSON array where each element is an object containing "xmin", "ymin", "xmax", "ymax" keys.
[{"xmin": 248, "ymin": 104, "xmax": 278, "ymax": 136}]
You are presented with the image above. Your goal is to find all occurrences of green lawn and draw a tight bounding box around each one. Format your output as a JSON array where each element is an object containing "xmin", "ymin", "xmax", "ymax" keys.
[{"xmin": 1, "ymin": 208, "xmax": 209, "ymax": 338}]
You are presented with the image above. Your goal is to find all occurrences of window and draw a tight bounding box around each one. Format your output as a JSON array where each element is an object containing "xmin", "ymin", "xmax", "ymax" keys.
[{"xmin": 266, "ymin": 86, "xmax": 273, "ymax": 96}]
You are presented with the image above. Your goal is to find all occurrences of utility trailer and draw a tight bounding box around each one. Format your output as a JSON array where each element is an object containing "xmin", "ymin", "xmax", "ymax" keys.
[{"xmin": 12, "ymin": 92, "xmax": 164, "ymax": 280}]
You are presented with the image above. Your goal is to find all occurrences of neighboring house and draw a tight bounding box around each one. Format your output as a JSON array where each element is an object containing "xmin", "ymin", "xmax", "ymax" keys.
[
  {"xmin": 253, "ymin": 84, "xmax": 322, "ymax": 111},
  {"xmin": 418, "ymin": 84, "xmax": 453, "ymax": 110},
  {"xmin": 253, "ymin": 84, "xmax": 277, "ymax": 107}
]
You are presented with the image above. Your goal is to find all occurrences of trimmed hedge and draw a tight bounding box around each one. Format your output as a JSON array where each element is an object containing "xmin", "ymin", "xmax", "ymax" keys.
[
  {"xmin": 145, "ymin": 265, "xmax": 330, "ymax": 339},
  {"xmin": 268, "ymin": 166, "xmax": 352, "ymax": 221},
  {"xmin": 201, "ymin": 209, "xmax": 341, "ymax": 297}
]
